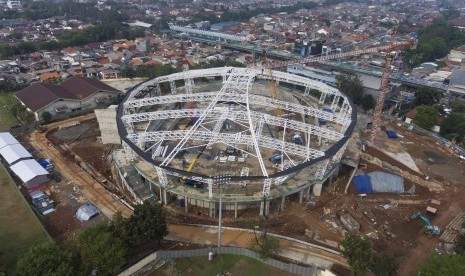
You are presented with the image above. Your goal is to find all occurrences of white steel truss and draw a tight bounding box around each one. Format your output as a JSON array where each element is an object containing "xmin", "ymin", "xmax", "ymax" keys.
[
  {"xmin": 119, "ymin": 67, "xmax": 355, "ymax": 196},
  {"xmin": 263, "ymin": 178, "xmax": 272, "ymax": 198},
  {"xmin": 155, "ymin": 166, "xmax": 168, "ymax": 187},
  {"xmin": 122, "ymin": 108, "xmax": 344, "ymax": 141},
  {"xmin": 160, "ymin": 68, "xmax": 256, "ymax": 167},
  {"xmin": 129, "ymin": 130, "xmax": 324, "ymax": 160},
  {"xmin": 126, "ymin": 67, "xmax": 345, "ymax": 102},
  {"xmin": 124, "ymin": 92, "xmax": 350, "ymax": 125}
]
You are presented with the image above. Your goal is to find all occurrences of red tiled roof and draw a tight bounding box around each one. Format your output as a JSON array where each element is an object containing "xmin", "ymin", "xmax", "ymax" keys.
[
  {"xmin": 405, "ymin": 108, "xmax": 418, "ymax": 119},
  {"xmin": 60, "ymin": 76, "xmax": 119, "ymax": 100},
  {"xmin": 16, "ymin": 77, "xmax": 120, "ymax": 112}
]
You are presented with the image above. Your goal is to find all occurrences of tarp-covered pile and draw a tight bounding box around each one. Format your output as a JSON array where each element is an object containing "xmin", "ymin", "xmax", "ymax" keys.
[
  {"xmin": 354, "ymin": 171, "xmax": 405, "ymax": 194},
  {"xmin": 76, "ymin": 203, "xmax": 100, "ymax": 221}
]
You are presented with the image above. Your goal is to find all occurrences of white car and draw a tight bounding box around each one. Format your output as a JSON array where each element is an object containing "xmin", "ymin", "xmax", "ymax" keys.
[{"xmin": 460, "ymin": 155, "xmax": 465, "ymax": 160}]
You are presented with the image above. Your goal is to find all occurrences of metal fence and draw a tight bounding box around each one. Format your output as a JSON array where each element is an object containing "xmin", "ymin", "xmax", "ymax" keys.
[
  {"xmin": 410, "ymin": 124, "xmax": 465, "ymax": 155},
  {"xmin": 123, "ymin": 247, "xmax": 319, "ymax": 276}
]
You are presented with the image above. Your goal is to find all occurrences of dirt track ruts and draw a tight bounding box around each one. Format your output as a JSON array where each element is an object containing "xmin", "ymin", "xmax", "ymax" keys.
[{"xmin": 29, "ymin": 115, "xmax": 132, "ymax": 218}]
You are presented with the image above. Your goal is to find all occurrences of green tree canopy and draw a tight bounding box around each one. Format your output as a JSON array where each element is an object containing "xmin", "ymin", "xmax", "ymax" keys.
[
  {"xmin": 341, "ymin": 232, "xmax": 373, "ymax": 276},
  {"xmin": 454, "ymin": 234, "xmax": 465, "ymax": 254},
  {"xmin": 41, "ymin": 111, "xmax": 52, "ymax": 123},
  {"xmin": 16, "ymin": 241, "xmax": 79, "ymax": 276},
  {"xmin": 128, "ymin": 201, "xmax": 168, "ymax": 246},
  {"xmin": 440, "ymin": 113, "xmax": 465, "ymax": 143},
  {"xmin": 76, "ymin": 223, "xmax": 128, "ymax": 275},
  {"xmin": 336, "ymin": 73, "xmax": 364, "ymax": 105},
  {"xmin": 450, "ymin": 101, "xmax": 465, "ymax": 113},
  {"xmin": 361, "ymin": 94, "xmax": 376, "ymax": 111},
  {"xmin": 413, "ymin": 87, "xmax": 442, "ymax": 106},
  {"xmin": 417, "ymin": 254, "xmax": 465, "ymax": 275},
  {"xmin": 413, "ymin": 105, "xmax": 438, "ymax": 129},
  {"xmin": 371, "ymin": 253, "xmax": 399, "ymax": 276}
]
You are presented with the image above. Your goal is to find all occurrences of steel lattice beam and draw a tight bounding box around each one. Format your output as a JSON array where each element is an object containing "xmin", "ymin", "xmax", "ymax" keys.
[
  {"xmin": 122, "ymin": 108, "xmax": 344, "ymax": 141},
  {"xmin": 124, "ymin": 92, "xmax": 350, "ymax": 125},
  {"xmin": 129, "ymin": 130, "xmax": 325, "ymax": 159}
]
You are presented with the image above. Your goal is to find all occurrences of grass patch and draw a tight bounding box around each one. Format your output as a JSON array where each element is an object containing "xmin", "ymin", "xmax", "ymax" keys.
[
  {"xmin": 0, "ymin": 164, "xmax": 49, "ymax": 274},
  {"xmin": 154, "ymin": 254, "xmax": 295, "ymax": 276},
  {"xmin": 0, "ymin": 92, "xmax": 20, "ymax": 131}
]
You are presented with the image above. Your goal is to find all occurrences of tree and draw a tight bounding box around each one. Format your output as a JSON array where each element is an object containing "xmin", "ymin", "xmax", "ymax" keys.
[
  {"xmin": 413, "ymin": 87, "xmax": 442, "ymax": 106},
  {"xmin": 76, "ymin": 223, "xmax": 128, "ymax": 275},
  {"xmin": 371, "ymin": 253, "xmax": 399, "ymax": 276},
  {"xmin": 417, "ymin": 254, "xmax": 465, "ymax": 275},
  {"xmin": 109, "ymin": 212, "xmax": 135, "ymax": 246},
  {"xmin": 129, "ymin": 201, "xmax": 168, "ymax": 246},
  {"xmin": 455, "ymin": 231, "xmax": 465, "ymax": 254},
  {"xmin": 440, "ymin": 113, "xmax": 465, "ymax": 142},
  {"xmin": 450, "ymin": 101, "xmax": 465, "ymax": 113},
  {"xmin": 341, "ymin": 232, "xmax": 373, "ymax": 276},
  {"xmin": 248, "ymin": 227, "xmax": 280, "ymax": 260},
  {"xmin": 336, "ymin": 73, "xmax": 364, "ymax": 105},
  {"xmin": 16, "ymin": 241, "xmax": 79, "ymax": 276},
  {"xmin": 41, "ymin": 111, "xmax": 52, "ymax": 123},
  {"xmin": 361, "ymin": 94, "xmax": 376, "ymax": 111},
  {"xmin": 120, "ymin": 67, "xmax": 136, "ymax": 79},
  {"xmin": 413, "ymin": 105, "xmax": 438, "ymax": 129}
]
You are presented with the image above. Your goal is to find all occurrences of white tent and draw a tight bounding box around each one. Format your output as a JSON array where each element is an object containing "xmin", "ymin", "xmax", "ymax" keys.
[
  {"xmin": 10, "ymin": 159, "xmax": 49, "ymax": 188},
  {"xmin": 0, "ymin": 144, "xmax": 32, "ymax": 165},
  {"xmin": 0, "ymin": 132, "xmax": 19, "ymax": 149}
]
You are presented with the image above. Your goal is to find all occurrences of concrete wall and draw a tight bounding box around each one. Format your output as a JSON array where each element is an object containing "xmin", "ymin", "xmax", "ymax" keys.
[
  {"xmin": 25, "ymin": 175, "xmax": 49, "ymax": 189},
  {"xmin": 95, "ymin": 106, "xmax": 121, "ymax": 144},
  {"xmin": 36, "ymin": 91, "xmax": 118, "ymax": 120}
]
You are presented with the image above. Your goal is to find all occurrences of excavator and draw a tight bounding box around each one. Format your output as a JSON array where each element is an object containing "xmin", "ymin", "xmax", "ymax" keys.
[
  {"xmin": 180, "ymin": 144, "xmax": 207, "ymax": 188},
  {"xmin": 410, "ymin": 212, "xmax": 440, "ymax": 236}
]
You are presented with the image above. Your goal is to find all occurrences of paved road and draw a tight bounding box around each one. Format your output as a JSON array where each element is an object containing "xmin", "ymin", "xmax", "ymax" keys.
[
  {"xmin": 167, "ymin": 224, "xmax": 348, "ymax": 269},
  {"xmin": 29, "ymin": 115, "xmax": 132, "ymax": 218}
]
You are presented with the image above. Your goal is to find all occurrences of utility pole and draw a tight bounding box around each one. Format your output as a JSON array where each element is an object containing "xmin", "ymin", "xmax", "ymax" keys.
[{"xmin": 214, "ymin": 175, "xmax": 231, "ymax": 254}]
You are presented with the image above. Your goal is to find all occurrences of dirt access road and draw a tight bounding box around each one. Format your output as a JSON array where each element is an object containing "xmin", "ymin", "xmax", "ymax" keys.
[
  {"xmin": 167, "ymin": 224, "xmax": 348, "ymax": 270},
  {"xmin": 29, "ymin": 115, "xmax": 132, "ymax": 219}
]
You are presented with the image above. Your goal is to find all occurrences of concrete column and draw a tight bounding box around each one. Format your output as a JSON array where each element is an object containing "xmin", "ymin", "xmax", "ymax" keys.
[
  {"xmin": 184, "ymin": 196, "xmax": 188, "ymax": 213},
  {"xmin": 329, "ymin": 174, "xmax": 334, "ymax": 186},
  {"xmin": 306, "ymin": 186, "xmax": 311, "ymax": 198},
  {"xmin": 234, "ymin": 202, "xmax": 238, "ymax": 218},
  {"xmin": 281, "ymin": 196, "xmax": 285, "ymax": 211},
  {"xmin": 333, "ymin": 164, "xmax": 340, "ymax": 177},
  {"xmin": 209, "ymin": 202, "xmax": 215, "ymax": 218},
  {"xmin": 313, "ymin": 183, "xmax": 323, "ymax": 196},
  {"xmin": 162, "ymin": 189, "xmax": 168, "ymax": 204},
  {"xmin": 260, "ymin": 200, "xmax": 270, "ymax": 216},
  {"xmin": 299, "ymin": 189, "xmax": 304, "ymax": 204}
]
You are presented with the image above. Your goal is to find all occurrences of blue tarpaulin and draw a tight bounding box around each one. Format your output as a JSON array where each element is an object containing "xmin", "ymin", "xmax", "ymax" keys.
[
  {"xmin": 368, "ymin": 171, "xmax": 404, "ymax": 193},
  {"xmin": 386, "ymin": 131, "xmax": 398, "ymax": 138},
  {"xmin": 353, "ymin": 175, "xmax": 373, "ymax": 194}
]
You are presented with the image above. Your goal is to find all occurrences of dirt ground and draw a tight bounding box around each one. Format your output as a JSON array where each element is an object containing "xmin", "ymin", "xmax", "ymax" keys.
[
  {"xmin": 162, "ymin": 117, "xmax": 465, "ymax": 275},
  {"xmin": 47, "ymin": 119, "xmax": 114, "ymax": 181},
  {"xmin": 28, "ymin": 112, "xmax": 465, "ymax": 275},
  {"xmin": 26, "ymin": 114, "xmax": 132, "ymax": 242}
]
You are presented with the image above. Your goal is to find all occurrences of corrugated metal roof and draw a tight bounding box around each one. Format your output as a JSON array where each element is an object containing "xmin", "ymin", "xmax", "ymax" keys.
[
  {"xmin": 450, "ymin": 70, "xmax": 465, "ymax": 87},
  {"xmin": 0, "ymin": 132, "xmax": 19, "ymax": 149},
  {"xmin": 0, "ymin": 143, "xmax": 32, "ymax": 165},
  {"xmin": 10, "ymin": 159, "xmax": 49, "ymax": 183}
]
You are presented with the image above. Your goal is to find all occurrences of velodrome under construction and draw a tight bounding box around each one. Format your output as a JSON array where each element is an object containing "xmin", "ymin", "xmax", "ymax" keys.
[{"xmin": 111, "ymin": 66, "xmax": 356, "ymax": 216}]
